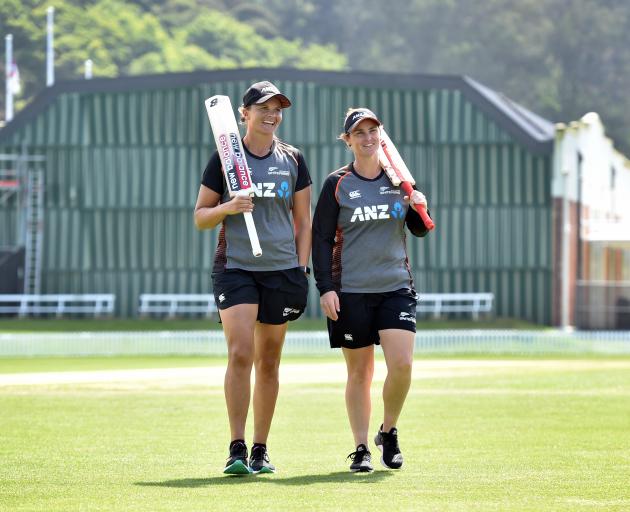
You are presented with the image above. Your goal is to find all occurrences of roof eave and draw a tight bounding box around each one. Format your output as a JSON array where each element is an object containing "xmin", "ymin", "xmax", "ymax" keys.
[{"xmin": 0, "ymin": 68, "xmax": 554, "ymax": 154}]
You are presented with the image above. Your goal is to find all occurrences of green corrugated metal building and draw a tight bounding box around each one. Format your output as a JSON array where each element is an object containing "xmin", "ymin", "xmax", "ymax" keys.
[{"xmin": 0, "ymin": 68, "xmax": 555, "ymax": 322}]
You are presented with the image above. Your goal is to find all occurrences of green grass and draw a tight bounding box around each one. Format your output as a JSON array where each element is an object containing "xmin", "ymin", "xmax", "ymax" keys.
[
  {"xmin": 0, "ymin": 317, "xmax": 326, "ymax": 332},
  {"xmin": 0, "ymin": 356, "xmax": 224, "ymax": 374},
  {"xmin": 1, "ymin": 354, "xmax": 628, "ymax": 375},
  {"xmin": 0, "ymin": 355, "xmax": 337, "ymax": 374},
  {"xmin": 0, "ymin": 357, "xmax": 629, "ymax": 510},
  {"xmin": 0, "ymin": 316, "xmax": 542, "ymax": 332}
]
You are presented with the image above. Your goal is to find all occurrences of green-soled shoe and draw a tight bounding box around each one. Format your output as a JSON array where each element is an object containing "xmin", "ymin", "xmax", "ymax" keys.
[
  {"xmin": 249, "ymin": 444, "xmax": 276, "ymax": 474},
  {"xmin": 223, "ymin": 459, "xmax": 251, "ymax": 475},
  {"xmin": 223, "ymin": 440, "xmax": 251, "ymax": 475}
]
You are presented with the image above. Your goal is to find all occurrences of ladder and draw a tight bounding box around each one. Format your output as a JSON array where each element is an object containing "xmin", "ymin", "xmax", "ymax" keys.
[{"xmin": 23, "ymin": 168, "xmax": 44, "ymax": 294}]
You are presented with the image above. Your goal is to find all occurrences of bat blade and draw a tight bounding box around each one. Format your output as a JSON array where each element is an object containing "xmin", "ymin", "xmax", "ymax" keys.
[
  {"xmin": 205, "ymin": 95, "xmax": 255, "ymax": 197},
  {"xmin": 205, "ymin": 95, "xmax": 262, "ymax": 257},
  {"xmin": 378, "ymin": 129, "xmax": 415, "ymax": 186},
  {"xmin": 378, "ymin": 128, "xmax": 435, "ymax": 231}
]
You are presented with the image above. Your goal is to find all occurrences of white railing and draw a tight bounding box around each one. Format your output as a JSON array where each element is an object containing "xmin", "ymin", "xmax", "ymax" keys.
[
  {"xmin": 417, "ymin": 293, "xmax": 494, "ymax": 319},
  {"xmin": 0, "ymin": 294, "xmax": 115, "ymax": 317},
  {"xmin": 138, "ymin": 294, "xmax": 217, "ymax": 317},
  {"xmin": 1, "ymin": 330, "xmax": 629, "ymax": 357}
]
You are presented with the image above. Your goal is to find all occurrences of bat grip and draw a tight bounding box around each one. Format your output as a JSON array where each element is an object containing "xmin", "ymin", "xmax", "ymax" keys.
[
  {"xmin": 401, "ymin": 181, "xmax": 435, "ymax": 231},
  {"xmin": 243, "ymin": 211, "xmax": 262, "ymax": 257}
]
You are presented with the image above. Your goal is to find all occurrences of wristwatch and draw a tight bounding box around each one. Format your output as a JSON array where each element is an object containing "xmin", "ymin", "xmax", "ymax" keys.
[{"xmin": 301, "ymin": 266, "xmax": 311, "ymax": 275}]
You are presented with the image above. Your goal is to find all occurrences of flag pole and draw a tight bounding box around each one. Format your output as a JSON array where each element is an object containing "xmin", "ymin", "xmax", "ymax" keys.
[
  {"xmin": 5, "ymin": 34, "xmax": 13, "ymax": 122},
  {"xmin": 46, "ymin": 6, "xmax": 54, "ymax": 87},
  {"xmin": 85, "ymin": 59, "xmax": 93, "ymax": 79}
]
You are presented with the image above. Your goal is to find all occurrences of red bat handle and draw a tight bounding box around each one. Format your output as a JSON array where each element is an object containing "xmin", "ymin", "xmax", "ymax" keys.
[{"xmin": 401, "ymin": 181, "xmax": 435, "ymax": 231}]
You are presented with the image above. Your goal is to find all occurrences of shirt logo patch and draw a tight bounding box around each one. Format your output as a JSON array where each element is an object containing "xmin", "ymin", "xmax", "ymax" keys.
[
  {"xmin": 349, "ymin": 190, "xmax": 362, "ymax": 199},
  {"xmin": 350, "ymin": 205, "xmax": 390, "ymax": 222},
  {"xmin": 380, "ymin": 186, "xmax": 401, "ymax": 195},
  {"xmin": 268, "ymin": 166, "xmax": 290, "ymax": 176},
  {"xmin": 277, "ymin": 180, "xmax": 291, "ymax": 199},
  {"xmin": 251, "ymin": 182, "xmax": 292, "ymax": 199},
  {"xmin": 390, "ymin": 201, "xmax": 404, "ymax": 219}
]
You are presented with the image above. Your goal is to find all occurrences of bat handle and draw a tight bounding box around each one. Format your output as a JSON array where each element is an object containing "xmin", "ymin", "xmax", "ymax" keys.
[
  {"xmin": 401, "ymin": 181, "xmax": 435, "ymax": 231},
  {"xmin": 243, "ymin": 212, "xmax": 262, "ymax": 257}
]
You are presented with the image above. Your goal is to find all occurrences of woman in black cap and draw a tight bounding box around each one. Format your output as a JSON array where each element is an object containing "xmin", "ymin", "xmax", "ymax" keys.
[
  {"xmin": 312, "ymin": 108, "xmax": 432, "ymax": 472},
  {"xmin": 194, "ymin": 81, "xmax": 312, "ymax": 475}
]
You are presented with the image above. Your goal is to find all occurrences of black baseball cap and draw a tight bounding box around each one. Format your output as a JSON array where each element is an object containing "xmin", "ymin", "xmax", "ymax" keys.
[
  {"xmin": 344, "ymin": 108, "xmax": 382, "ymax": 134},
  {"xmin": 242, "ymin": 81, "xmax": 291, "ymax": 108}
]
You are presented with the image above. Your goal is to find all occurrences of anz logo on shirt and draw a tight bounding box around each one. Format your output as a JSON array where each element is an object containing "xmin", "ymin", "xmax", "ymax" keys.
[
  {"xmin": 350, "ymin": 201, "xmax": 404, "ymax": 223},
  {"xmin": 251, "ymin": 180, "xmax": 292, "ymax": 200}
]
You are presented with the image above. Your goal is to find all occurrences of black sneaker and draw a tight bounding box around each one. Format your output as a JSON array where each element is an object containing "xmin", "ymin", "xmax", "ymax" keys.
[
  {"xmin": 347, "ymin": 444, "xmax": 374, "ymax": 472},
  {"xmin": 249, "ymin": 444, "xmax": 276, "ymax": 474},
  {"xmin": 223, "ymin": 440, "xmax": 251, "ymax": 475},
  {"xmin": 374, "ymin": 425, "xmax": 403, "ymax": 469}
]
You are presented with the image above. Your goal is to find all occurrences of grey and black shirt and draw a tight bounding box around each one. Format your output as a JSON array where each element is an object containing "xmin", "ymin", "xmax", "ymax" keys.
[
  {"xmin": 312, "ymin": 164, "xmax": 430, "ymax": 295},
  {"xmin": 202, "ymin": 140, "xmax": 311, "ymax": 273}
]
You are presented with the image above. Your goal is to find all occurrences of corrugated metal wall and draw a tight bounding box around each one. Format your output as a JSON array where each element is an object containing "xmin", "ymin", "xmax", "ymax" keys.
[{"xmin": 0, "ymin": 80, "xmax": 552, "ymax": 323}]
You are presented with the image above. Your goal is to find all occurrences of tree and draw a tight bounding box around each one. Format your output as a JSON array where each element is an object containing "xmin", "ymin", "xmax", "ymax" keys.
[
  {"xmin": 310, "ymin": 0, "xmax": 630, "ymax": 151},
  {"xmin": 0, "ymin": 0, "xmax": 347, "ymax": 121}
]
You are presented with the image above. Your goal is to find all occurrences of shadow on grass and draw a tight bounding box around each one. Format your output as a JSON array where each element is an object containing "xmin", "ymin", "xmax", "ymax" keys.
[{"xmin": 135, "ymin": 470, "xmax": 393, "ymax": 488}]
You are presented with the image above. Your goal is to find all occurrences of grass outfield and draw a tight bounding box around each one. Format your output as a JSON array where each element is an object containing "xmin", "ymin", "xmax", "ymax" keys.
[
  {"xmin": 1, "ymin": 357, "xmax": 629, "ymax": 511},
  {"xmin": 0, "ymin": 316, "xmax": 544, "ymax": 332}
]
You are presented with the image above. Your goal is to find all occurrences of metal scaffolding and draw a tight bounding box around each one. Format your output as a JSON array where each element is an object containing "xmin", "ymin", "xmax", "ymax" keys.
[{"xmin": 0, "ymin": 151, "xmax": 45, "ymax": 294}]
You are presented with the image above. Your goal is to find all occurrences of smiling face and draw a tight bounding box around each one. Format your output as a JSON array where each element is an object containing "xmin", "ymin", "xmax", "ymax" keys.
[
  {"xmin": 243, "ymin": 97, "xmax": 283, "ymax": 136},
  {"xmin": 347, "ymin": 119, "xmax": 381, "ymax": 159}
]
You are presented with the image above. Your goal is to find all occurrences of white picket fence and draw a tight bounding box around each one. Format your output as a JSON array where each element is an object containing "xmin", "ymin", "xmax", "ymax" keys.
[{"xmin": 1, "ymin": 330, "xmax": 630, "ymax": 357}]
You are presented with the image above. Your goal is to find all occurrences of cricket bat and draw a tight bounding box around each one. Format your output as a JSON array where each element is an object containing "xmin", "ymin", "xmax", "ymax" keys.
[
  {"xmin": 205, "ymin": 95, "xmax": 262, "ymax": 257},
  {"xmin": 378, "ymin": 128, "xmax": 435, "ymax": 231}
]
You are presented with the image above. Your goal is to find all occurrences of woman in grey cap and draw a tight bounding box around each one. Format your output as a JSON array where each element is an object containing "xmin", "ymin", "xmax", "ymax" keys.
[
  {"xmin": 194, "ymin": 81, "xmax": 312, "ymax": 475},
  {"xmin": 312, "ymin": 108, "xmax": 432, "ymax": 472}
]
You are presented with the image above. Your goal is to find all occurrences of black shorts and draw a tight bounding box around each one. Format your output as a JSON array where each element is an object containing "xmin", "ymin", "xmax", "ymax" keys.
[
  {"xmin": 211, "ymin": 267, "xmax": 308, "ymax": 324},
  {"xmin": 327, "ymin": 289, "xmax": 417, "ymax": 349}
]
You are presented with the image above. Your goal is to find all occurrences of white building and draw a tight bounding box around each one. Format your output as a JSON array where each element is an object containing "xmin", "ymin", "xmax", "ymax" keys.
[{"xmin": 552, "ymin": 112, "xmax": 630, "ymax": 328}]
